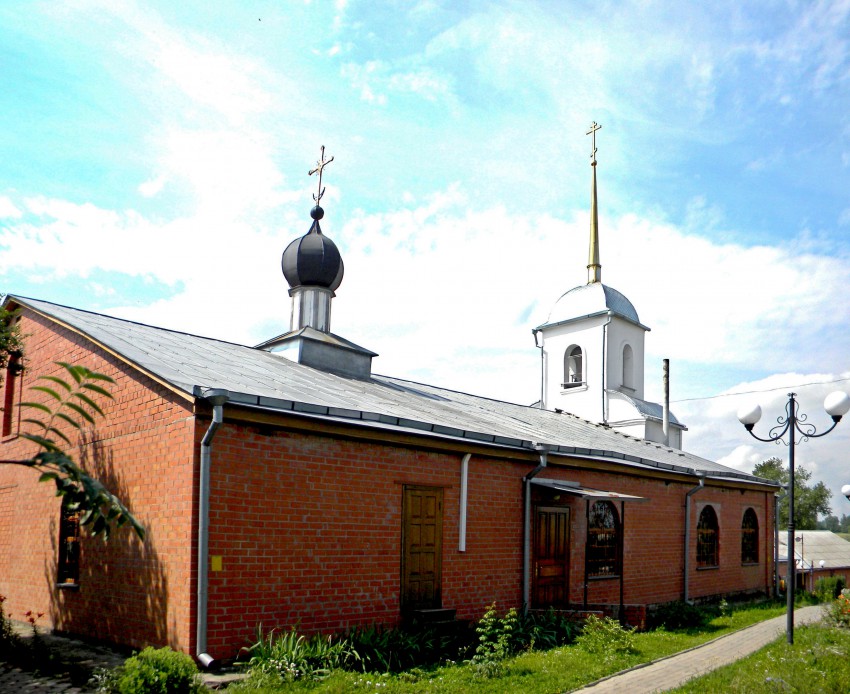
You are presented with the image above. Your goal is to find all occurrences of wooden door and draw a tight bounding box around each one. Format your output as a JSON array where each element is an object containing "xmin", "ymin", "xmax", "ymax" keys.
[
  {"xmin": 401, "ymin": 486, "xmax": 443, "ymax": 611},
  {"xmin": 532, "ymin": 506, "xmax": 570, "ymax": 608}
]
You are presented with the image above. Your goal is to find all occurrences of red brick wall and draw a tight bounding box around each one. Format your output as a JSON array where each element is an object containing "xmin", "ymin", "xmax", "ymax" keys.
[
  {"xmin": 202, "ymin": 425, "xmax": 527, "ymax": 656},
  {"xmin": 0, "ymin": 308, "xmax": 197, "ymax": 652},
  {"xmin": 202, "ymin": 422, "xmax": 774, "ymax": 658}
]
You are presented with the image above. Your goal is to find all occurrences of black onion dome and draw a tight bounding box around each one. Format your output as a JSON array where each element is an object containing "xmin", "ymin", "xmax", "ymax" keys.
[{"xmin": 281, "ymin": 206, "xmax": 344, "ymax": 291}]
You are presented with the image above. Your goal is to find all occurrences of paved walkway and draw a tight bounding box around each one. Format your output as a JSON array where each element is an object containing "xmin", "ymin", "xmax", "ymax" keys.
[{"xmin": 576, "ymin": 604, "xmax": 824, "ymax": 693}]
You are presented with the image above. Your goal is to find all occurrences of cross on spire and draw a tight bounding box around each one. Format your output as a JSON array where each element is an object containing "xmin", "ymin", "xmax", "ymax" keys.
[
  {"xmin": 586, "ymin": 121, "xmax": 601, "ymax": 165},
  {"xmin": 308, "ymin": 145, "xmax": 335, "ymax": 205},
  {"xmin": 586, "ymin": 121, "xmax": 602, "ymax": 284}
]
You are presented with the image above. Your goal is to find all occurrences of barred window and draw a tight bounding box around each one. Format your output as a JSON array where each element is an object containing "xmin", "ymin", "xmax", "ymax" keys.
[
  {"xmin": 741, "ymin": 508, "xmax": 759, "ymax": 564},
  {"xmin": 697, "ymin": 505, "xmax": 719, "ymax": 568},
  {"xmin": 57, "ymin": 497, "xmax": 81, "ymax": 585},
  {"xmin": 587, "ymin": 501, "xmax": 620, "ymax": 577}
]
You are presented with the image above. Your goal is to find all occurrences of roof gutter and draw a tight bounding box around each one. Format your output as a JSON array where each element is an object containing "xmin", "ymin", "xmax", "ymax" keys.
[{"xmin": 196, "ymin": 388, "xmax": 229, "ymax": 669}]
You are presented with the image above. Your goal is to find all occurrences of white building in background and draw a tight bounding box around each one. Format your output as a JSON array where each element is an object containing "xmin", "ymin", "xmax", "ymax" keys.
[{"xmin": 533, "ymin": 123, "xmax": 686, "ymax": 449}]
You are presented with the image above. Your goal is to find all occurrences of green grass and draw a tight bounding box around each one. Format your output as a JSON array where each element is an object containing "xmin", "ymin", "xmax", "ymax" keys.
[
  {"xmin": 227, "ymin": 601, "xmax": 790, "ymax": 693},
  {"xmin": 670, "ymin": 624, "xmax": 850, "ymax": 693}
]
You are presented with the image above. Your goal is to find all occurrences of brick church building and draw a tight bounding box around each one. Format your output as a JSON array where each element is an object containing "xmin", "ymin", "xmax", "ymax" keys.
[{"xmin": 0, "ymin": 143, "xmax": 777, "ymax": 663}]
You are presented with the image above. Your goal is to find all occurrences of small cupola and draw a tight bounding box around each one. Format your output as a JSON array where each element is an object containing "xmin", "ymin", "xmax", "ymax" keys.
[
  {"xmin": 257, "ymin": 146, "xmax": 377, "ymax": 379},
  {"xmin": 282, "ymin": 204, "xmax": 344, "ymax": 332}
]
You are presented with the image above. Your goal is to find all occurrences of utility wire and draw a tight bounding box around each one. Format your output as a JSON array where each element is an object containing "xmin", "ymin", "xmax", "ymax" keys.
[{"xmin": 671, "ymin": 376, "xmax": 850, "ymax": 404}]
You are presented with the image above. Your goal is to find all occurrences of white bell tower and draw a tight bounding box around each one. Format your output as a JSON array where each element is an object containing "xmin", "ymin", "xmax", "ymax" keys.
[{"xmin": 533, "ymin": 123, "xmax": 685, "ymax": 448}]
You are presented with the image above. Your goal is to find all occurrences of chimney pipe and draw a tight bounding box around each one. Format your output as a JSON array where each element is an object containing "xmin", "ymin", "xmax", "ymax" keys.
[{"xmin": 663, "ymin": 358, "xmax": 670, "ymax": 447}]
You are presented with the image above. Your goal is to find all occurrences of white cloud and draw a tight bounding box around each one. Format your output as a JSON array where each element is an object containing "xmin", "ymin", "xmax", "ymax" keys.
[
  {"xmin": 138, "ymin": 175, "xmax": 168, "ymax": 198},
  {"xmin": 0, "ymin": 196, "xmax": 22, "ymax": 219}
]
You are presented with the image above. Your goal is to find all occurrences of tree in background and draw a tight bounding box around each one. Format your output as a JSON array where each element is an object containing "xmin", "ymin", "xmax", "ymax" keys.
[
  {"xmin": 818, "ymin": 514, "xmax": 850, "ymax": 534},
  {"xmin": 753, "ymin": 457, "xmax": 832, "ymax": 530},
  {"xmin": 0, "ymin": 304, "xmax": 23, "ymax": 373}
]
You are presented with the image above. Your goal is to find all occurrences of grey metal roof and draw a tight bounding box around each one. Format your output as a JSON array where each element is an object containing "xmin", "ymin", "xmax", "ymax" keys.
[
  {"xmin": 778, "ymin": 531, "xmax": 850, "ymax": 570},
  {"xmin": 608, "ymin": 390, "xmax": 686, "ymax": 428},
  {"xmin": 11, "ymin": 295, "xmax": 774, "ymax": 486},
  {"xmin": 540, "ymin": 283, "xmax": 642, "ymax": 329}
]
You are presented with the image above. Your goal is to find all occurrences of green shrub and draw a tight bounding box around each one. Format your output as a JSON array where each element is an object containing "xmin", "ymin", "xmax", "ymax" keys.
[
  {"xmin": 0, "ymin": 594, "xmax": 16, "ymax": 658},
  {"xmin": 468, "ymin": 603, "xmax": 518, "ymax": 679},
  {"xmin": 104, "ymin": 646, "xmax": 205, "ymax": 694},
  {"xmin": 576, "ymin": 614, "xmax": 636, "ymax": 660},
  {"xmin": 243, "ymin": 627, "xmax": 352, "ymax": 683},
  {"xmin": 517, "ymin": 607, "xmax": 579, "ymax": 650},
  {"xmin": 815, "ymin": 575, "xmax": 846, "ymax": 602},
  {"xmin": 342, "ymin": 619, "xmax": 472, "ymax": 673},
  {"xmin": 648, "ymin": 601, "xmax": 710, "ymax": 630}
]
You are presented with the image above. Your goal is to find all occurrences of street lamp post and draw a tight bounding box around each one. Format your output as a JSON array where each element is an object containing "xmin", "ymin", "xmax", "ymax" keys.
[{"xmin": 738, "ymin": 390, "xmax": 850, "ymax": 645}]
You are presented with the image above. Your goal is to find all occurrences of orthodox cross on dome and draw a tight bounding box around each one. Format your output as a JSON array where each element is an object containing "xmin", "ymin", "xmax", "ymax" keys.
[
  {"xmin": 587, "ymin": 121, "xmax": 601, "ymax": 165},
  {"xmin": 308, "ymin": 145, "xmax": 335, "ymax": 205}
]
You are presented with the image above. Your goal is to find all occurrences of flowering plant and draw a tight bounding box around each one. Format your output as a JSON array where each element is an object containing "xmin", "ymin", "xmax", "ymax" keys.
[{"xmin": 823, "ymin": 589, "xmax": 850, "ymax": 628}]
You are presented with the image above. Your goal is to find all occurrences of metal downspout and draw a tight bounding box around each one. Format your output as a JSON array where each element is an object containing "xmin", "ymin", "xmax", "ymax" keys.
[
  {"xmin": 601, "ymin": 313, "xmax": 612, "ymax": 424},
  {"xmin": 523, "ymin": 445, "xmax": 549, "ymax": 613},
  {"xmin": 683, "ymin": 473, "xmax": 705, "ymax": 603},
  {"xmin": 775, "ymin": 485, "xmax": 787, "ymax": 598},
  {"xmin": 197, "ymin": 389, "xmax": 229, "ymax": 669},
  {"xmin": 662, "ymin": 359, "xmax": 670, "ymax": 447},
  {"xmin": 532, "ymin": 329, "xmax": 544, "ymax": 409},
  {"xmin": 459, "ymin": 454, "xmax": 471, "ymax": 552}
]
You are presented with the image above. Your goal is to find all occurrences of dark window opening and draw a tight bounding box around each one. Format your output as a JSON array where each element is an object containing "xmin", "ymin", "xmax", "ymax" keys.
[
  {"xmin": 563, "ymin": 346, "xmax": 584, "ymax": 388},
  {"xmin": 697, "ymin": 505, "xmax": 719, "ymax": 568},
  {"xmin": 57, "ymin": 498, "xmax": 81, "ymax": 586},
  {"xmin": 2, "ymin": 351, "xmax": 22, "ymax": 437},
  {"xmin": 741, "ymin": 507, "xmax": 759, "ymax": 564},
  {"xmin": 587, "ymin": 500, "xmax": 620, "ymax": 577}
]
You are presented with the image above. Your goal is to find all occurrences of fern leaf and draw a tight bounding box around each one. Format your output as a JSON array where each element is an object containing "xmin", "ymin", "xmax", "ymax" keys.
[
  {"xmin": 81, "ymin": 383, "xmax": 114, "ymax": 399},
  {"xmin": 57, "ymin": 362, "xmax": 84, "ymax": 384},
  {"xmin": 20, "ymin": 401, "xmax": 52, "ymax": 415},
  {"xmin": 54, "ymin": 412, "xmax": 81, "ymax": 430},
  {"xmin": 44, "ymin": 426, "xmax": 72, "ymax": 445},
  {"xmin": 72, "ymin": 392, "xmax": 105, "ymax": 416},
  {"xmin": 30, "ymin": 386, "xmax": 63, "ymax": 401},
  {"xmin": 62, "ymin": 402, "xmax": 95, "ymax": 424},
  {"xmin": 20, "ymin": 433, "xmax": 60, "ymax": 452},
  {"xmin": 39, "ymin": 376, "xmax": 73, "ymax": 392}
]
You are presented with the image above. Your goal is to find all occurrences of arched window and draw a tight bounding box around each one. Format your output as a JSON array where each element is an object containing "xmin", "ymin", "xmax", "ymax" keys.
[
  {"xmin": 741, "ymin": 508, "xmax": 759, "ymax": 564},
  {"xmin": 563, "ymin": 345, "xmax": 583, "ymax": 388},
  {"xmin": 587, "ymin": 501, "xmax": 620, "ymax": 577},
  {"xmin": 697, "ymin": 505, "xmax": 719, "ymax": 567},
  {"xmin": 622, "ymin": 344, "xmax": 634, "ymax": 390}
]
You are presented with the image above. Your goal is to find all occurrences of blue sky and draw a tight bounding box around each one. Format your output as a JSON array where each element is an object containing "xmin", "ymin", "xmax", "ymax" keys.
[{"xmin": 2, "ymin": 0, "xmax": 850, "ymax": 512}]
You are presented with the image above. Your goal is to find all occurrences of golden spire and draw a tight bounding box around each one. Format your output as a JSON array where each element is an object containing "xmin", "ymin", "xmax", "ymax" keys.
[{"xmin": 586, "ymin": 121, "xmax": 601, "ymax": 284}]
